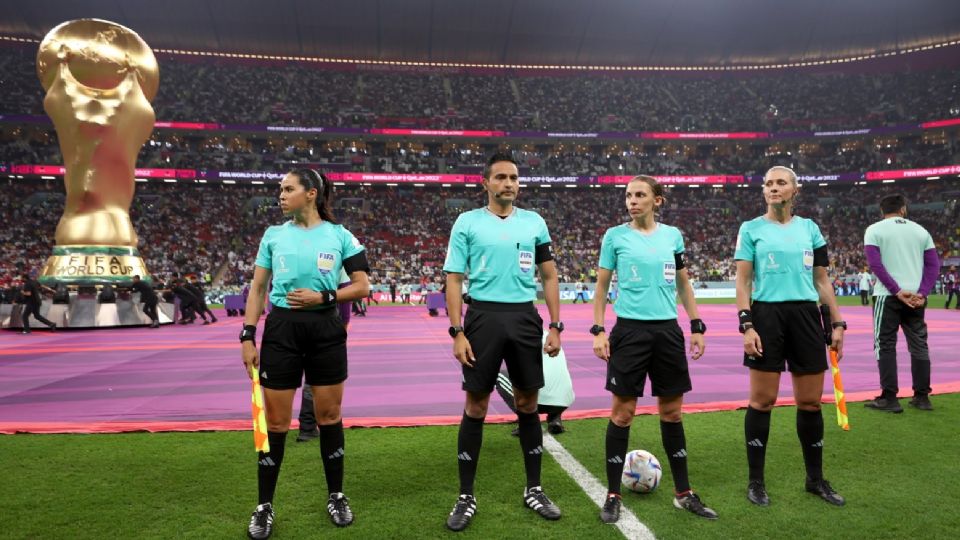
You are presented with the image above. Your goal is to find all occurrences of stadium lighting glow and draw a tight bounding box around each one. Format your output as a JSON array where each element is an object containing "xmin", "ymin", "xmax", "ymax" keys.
[
  {"xmin": 3, "ymin": 33, "xmax": 953, "ymax": 73},
  {"xmin": 222, "ymin": 180, "xmax": 237, "ymax": 184},
  {"xmin": 40, "ymin": 175, "xmax": 55, "ymax": 179},
  {"xmin": 882, "ymin": 179, "xmax": 896, "ymax": 183},
  {"xmin": 334, "ymin": 182, "xmax": 346, "ymax": 186},
  {"xmin": 386, "ymin": 183, "xmax": 398, "ymax": 186},
  {"xmin": 135, "ymin": 178, "xmax": 148, "ymax": 182},
  {"xmin": 465, "ymin": 183, "xmax": 476, "ymax": 187},
  {"xmin": 441, "ymin": 183, "xmax": 451, "ymax": 187},
  {"xmin": 540, "ymin": 185, "xmax": 552, "ymax": 188},
  {"xmin": 819, "ymin": 183, "xmax": 829, "ymax": 186},
  {"xmin": 163, "ymin": 179, "xmax": 177, "ymax": 183},
  {"xmin": 927, "ymin": 176, "xmax": 940, "ymax": 180},
  {"xmin": 251, "ymin": 181, "xmax": 264, "ymax": 185},
  {"xmin": 413, "ymin": 183, "xmax": 425, "ymax": 187},
  {"xmin": 196, "ymin": 179, "xmax": 207, "ymax": 183}
]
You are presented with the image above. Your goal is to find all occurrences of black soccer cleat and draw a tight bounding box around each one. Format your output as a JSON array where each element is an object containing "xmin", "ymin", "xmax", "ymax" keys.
[
  {"xmin": 523, "ymin": 486, "xmax": 561, "ymax": 520},
  {"xmin": 326, "ymin": 492, "xmax": 354, "ymax": 527},
  {"xmin": 446, "ymin": 494, "xmax": 477, "ymax": 532},
  {"xmin": 864, "ymin": 395, "xmax": 903, "ymax": 413},
  {"xmin": 247, "ymin": 502, "xmax": 274, "ymax": 539},
  {"xmin": 747, "ymin": 480, "xmax": 770, "ymax": 506},
  {"xmin": 599, "ymin": 493, "xmax": 621, "ymax": 524},
  {"xmin": 909, "ymin": 395, "xmax": 933, "ymax": 411},
  {"xmin": 673, "ymin": 491, "xmax": 719, "ymax": 519},
  {"xmin": 806, "ymin": 478, "xmax": 845, "ymax": 506},
  {"xmin": 547, "ymin": 416, "xmax": 565, "ymax": 434}
]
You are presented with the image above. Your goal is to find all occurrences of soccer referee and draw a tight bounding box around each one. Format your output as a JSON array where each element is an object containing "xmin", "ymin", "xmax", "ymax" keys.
[
  {"xmin": 863, "ymin": 193, "xmax": 939, "ymax": 412},
  {"xmin": 443, "ymin": 153, "xmax": 563, "ymax": 532}
]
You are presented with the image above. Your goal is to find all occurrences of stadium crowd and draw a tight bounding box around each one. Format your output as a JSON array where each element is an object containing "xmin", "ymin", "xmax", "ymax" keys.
[
  {"xmin": 2, "ymin": 177, "xmax": 958, "ymax": 301},
  {"xmin": 2, "ymin": 45, "xmax": 959, "ymax": 133},
  {"xmin": 1, "ymin": 128, "xmax": 957, "ymax": 179}
]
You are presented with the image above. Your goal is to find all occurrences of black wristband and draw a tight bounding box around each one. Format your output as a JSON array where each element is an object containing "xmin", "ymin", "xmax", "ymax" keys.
[
  {"xmin": 239, "ymin": 324, "xmax": 256, "ymax": 344},
  {"xmin": 690, "ymin": 319, "xmax": 706, "ymax": 334},
  {"xmin": 738, "ymin": 309, "xmax": 752, "ymax": 325},
  {"xmin": 322, "ymin": 290, "xmax": 337, "ymax": 305}
]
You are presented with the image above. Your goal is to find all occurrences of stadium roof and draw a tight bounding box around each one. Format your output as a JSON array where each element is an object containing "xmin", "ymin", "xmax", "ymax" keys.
[{"xmin": 3, "ymin": 0, "xmax": 960, "ymax": 67}]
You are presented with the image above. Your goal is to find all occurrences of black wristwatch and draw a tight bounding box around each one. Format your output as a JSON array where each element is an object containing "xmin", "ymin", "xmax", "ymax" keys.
[
  {"xmin": 589, "ymin": 324, "xmax": 605, "ymax": 336},
  {"xmin": 448, "ymin": 326, "xmax": 464, "ymax": 338},
  {"xmin": 548, "ymin": 321, "xmax": 564, "ymax": 333},
  {"xmin": 239, "ymin": 325, "xmax": 256, "ymax": 344},
  {"xmin": 831, "ymin": 321, "xmax": 848, "ymax": 330}
]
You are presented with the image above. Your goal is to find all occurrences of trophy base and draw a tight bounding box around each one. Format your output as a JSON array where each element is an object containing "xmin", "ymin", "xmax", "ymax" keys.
[{"xmin": 39, "ymin": 246, "xmax": 151, "ymax": 286}]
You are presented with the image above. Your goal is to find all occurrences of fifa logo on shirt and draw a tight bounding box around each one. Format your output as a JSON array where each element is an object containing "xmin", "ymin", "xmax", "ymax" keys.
[
  {"xmin": 629, "ymin": 265, "xmax": 642, "ymax": 282},
  {"xmin": 277, "ymin": 256, "xmax": 288, "ymax": 274}
]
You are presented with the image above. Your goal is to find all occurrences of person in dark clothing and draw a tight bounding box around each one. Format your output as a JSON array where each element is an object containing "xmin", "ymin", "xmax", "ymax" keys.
[
  {"xmin": 188, "ymin": 276, "xmax": 218, "ymax": 324},
  {"xmin": 170, "ymin": 279, "xmax": 198, "ymax": 324},
  {"xmin": 131, "ymin": 275, "xmax": 160, "ymax": 328},
  {"xmin": 19, "ymin": 273, "xmax": 57, "ymax": 334}
]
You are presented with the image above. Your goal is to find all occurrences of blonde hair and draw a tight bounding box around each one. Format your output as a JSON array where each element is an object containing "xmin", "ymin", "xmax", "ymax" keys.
[{"xmin": 764, "ymin": 165, "xmax": 798, "ymax": 187}]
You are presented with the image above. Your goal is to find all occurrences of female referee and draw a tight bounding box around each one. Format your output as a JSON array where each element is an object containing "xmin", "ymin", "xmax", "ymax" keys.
[
  {"xmin": 735, "ymin": 166, "xmax": 846, "ymax": 507},
  {"xmin": 592, "ymin": 176, "xmax": 717, "ymax": 523},
  {"xmin": 241, "ymin": 168, "xmax": 370, "ymax": 539}
]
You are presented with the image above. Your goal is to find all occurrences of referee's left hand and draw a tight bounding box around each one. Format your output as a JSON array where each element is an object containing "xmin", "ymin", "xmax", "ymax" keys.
[
  {"xmin": 830, "ymin": 327, "xmax": 845, "ymax": 360},
  {"xmin": 689, "ymin": 332, "xmax": 705, "ymax": 360},
  {"xmin": 287, "ymin": 288, "xmax": 322, "ymax": 309},
  {"xmin": 544, "ymin": 330, "xmax": 561, "ymax": 358}
]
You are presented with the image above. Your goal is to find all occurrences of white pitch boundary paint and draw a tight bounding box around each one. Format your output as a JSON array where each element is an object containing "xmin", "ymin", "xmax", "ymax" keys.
[{"xmin": 543, "ymin": 433, "xmax": 656, "ymax": 540}]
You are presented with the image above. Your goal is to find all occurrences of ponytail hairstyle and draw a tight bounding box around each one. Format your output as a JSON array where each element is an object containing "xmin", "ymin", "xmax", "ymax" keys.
[{"xmin": 291, "ymin": 168, "xmax": 338, "ymax": 224}]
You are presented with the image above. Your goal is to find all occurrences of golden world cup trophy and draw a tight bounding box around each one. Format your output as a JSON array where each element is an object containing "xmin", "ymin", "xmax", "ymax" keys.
[{"xmin": 36, "ymin": 19, "xmax": 158, "ymax": 285}]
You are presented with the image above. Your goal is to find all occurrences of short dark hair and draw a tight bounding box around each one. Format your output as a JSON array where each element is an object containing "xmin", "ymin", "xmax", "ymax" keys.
[
  {"xmin": 483, "ymin": 153, "xmax": 518, "ymax": 180},
  {"xmin": 132, "ymin": 275, "xmax": 141, "ymax": 280},
  {"xmin": 879, "ymin": 193, "xmax": 907, "ymax": 215}
]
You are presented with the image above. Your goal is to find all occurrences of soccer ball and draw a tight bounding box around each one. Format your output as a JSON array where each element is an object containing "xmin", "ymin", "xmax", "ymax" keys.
[{"xmin": 621, "ymin": 449, "xmax": 662, "ymax": 493}]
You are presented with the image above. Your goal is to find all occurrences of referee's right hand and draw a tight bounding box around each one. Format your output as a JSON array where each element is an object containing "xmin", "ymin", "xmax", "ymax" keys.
[
  {"xmin": 242, "ymin": 342, "xmax": 259, "ymax": 380},
  {"xmin": 743, "ymin": 328, "xmax": 763, "ymax": 357},
  {"xmin": 453, "ymin": 334, "xmax": 476, "ymax": 368}
]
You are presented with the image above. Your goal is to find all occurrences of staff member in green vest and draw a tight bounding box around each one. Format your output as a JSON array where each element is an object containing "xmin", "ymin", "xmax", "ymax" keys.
[
  {"xmin": 735, "ymin": 166, "xmax": 846, "ymax": 508},
  {"xmin": 591, "ymin": 176, "xmax": 717, "ymax": 524},
  {"xmin": 240, "ymin": 168, "xmax": 370, "ymax": 539},
  {"xmin": 443, "ymin": 153, "xmax": 563, "ymax": 532}
]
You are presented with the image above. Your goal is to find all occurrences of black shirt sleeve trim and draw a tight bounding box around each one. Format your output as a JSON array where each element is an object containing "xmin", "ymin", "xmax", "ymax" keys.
[
  {"xmin": 343, "ymin": 251, "xmax": 371, "ymax": 275},
  {"xmin": 675, "ymin": 252, "xmax": 685, "ymax": 270},
  {"xmin": 813, "ymin": 245, "xmax": 829, "ymax": 267},
  {"xmin": 535, "ymin": 242, "xmax": 554, "ymax": 264}
]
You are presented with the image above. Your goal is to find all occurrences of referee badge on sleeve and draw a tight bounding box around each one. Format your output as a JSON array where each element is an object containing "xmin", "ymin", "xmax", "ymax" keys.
[
  {"xmin": 663, "ymin": 262, "xmax": 676, "ymax": 284},
  {"xmin": 803, "ymin": 249, "xmax": 814, "ymax": 271}
]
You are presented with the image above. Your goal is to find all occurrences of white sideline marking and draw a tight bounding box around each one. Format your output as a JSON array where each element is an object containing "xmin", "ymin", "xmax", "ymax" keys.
[{"xmin": 543, "ymin": 433, "xmax": 656, "ymax": 540}]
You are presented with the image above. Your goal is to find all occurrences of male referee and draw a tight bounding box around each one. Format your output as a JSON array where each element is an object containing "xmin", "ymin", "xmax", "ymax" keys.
[
  {"xmin": 864, "ymin": 193, "xmax": 939, "ymax": 412},
  {"xmin": 443, "ymin": 153, "xmax": 564, "ymax": 532}
]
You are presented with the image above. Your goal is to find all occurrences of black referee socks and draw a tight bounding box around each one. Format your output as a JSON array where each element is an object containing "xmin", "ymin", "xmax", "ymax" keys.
[
  {"xmin": 258, "ymin": 431, "xmax": 288, "ymax": 504},
  {"xmin": 660, "ymin": 420, "xmax": 691, "ymax": 494},
  {"xmin": 744, "ymin": 406, "xmax": 771, "ymax": 482},
  {"xmin": 605, "ymin": 420, "xmax": 631, "ymax": 494},
  {"xmin": 457, "ymin": 412, "xmax": 485, "ymax": 496},
  {"xmin": 319, "ymin": 421, "xmax": 345, "ymax": 494},
  {"xmin": 517, "ymin": 411, "xmax": 543, "ymax": 489},
  {"xmin": 796, "ymin": 409, "xmax": 825, "ymax": 482}
]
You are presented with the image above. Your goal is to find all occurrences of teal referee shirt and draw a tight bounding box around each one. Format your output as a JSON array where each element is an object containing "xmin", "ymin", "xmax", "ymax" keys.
[
  {"xmin": 443, "ymin": 207, "xmax": 551, "ymax": 303},
  {"xmin": 734, "ymin": 216, "xmax": 826, "ymax": 302},
  {"xmin": 599, "ymin": 223, "xmax": 685, "ymax": 320},
  {"xmin": 255, "ymin": 221, "xmax": 365, "ymax": 309}
]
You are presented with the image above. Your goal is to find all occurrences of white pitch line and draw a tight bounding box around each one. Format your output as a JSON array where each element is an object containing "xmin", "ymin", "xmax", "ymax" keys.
[{"xmin": 543, "ymin": 433, "xmax": 656, "ymax": 540}]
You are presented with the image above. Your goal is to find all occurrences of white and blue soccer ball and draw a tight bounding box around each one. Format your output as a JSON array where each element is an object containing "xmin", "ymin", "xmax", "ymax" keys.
[{"xmin": 621, "ymin": 449, "xmax": 662, "ymax": 493}]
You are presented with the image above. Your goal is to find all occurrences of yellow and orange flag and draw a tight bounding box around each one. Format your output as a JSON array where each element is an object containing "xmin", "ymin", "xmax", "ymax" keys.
[
  {"xmin": 829, "ymin": 349, "xmax": 850, "ymax": 431},
  {"xmin": 251, "ymin": 368, "xmax": 270, "ymax": 452}
]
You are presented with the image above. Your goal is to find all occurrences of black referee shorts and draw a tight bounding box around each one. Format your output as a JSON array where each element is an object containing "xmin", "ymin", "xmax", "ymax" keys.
[
  {"xmin": 606, "ymin": 318, "xmax": 691, "ymax": 397},
  {"xmin": 462, "ymin": 301, "xmax": 544, "ymax": 393},
  {"xmin": 259, "ymin": 306, "xmax": 348, "ymax": 389},
  {"xmin": 744, "ymin": 301, "xmax": 827, "ymax": 374}
]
